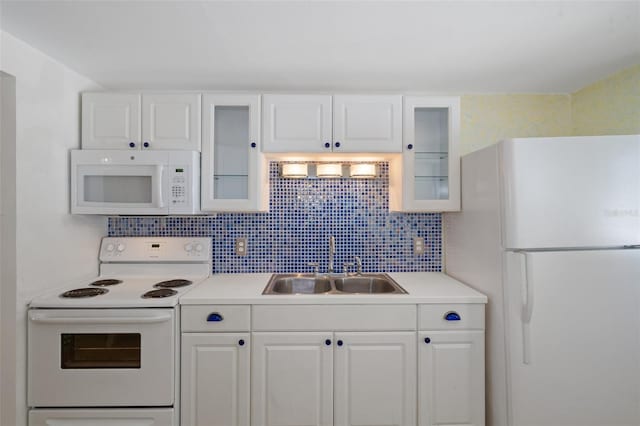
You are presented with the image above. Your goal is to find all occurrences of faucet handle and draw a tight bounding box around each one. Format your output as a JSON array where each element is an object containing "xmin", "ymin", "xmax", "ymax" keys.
[
  {"xmin": 307, "ymin": 262, "xmax": 320, "ymax": 274},
  {"xmin": 354, "ymin": 256, "xmax": 363, "ymax": 275},
  {"xmin": 343, "ymin": 262, "xmax": 355, "ymax": 276}
]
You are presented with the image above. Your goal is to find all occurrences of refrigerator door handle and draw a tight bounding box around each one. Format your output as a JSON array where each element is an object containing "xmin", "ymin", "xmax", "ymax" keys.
[{"xmin": 519, "ymin": 252, "xmax": 534, "ymax": 364}]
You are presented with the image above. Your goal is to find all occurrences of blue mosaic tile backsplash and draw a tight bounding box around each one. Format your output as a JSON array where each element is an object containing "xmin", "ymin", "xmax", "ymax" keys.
[{"xmin": 108, "ymin": 162, "xmax": 442, "ymax": 273}]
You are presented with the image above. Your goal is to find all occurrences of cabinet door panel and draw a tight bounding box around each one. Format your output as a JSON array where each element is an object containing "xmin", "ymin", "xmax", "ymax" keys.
[
  {"xmin": 262, "ymin": 94, "xmax": 332, "ymax": 152},
  {"xmin": 418, "ymin": 331, "xmax": 484, "ymax": 426},
  {"xmin": 251, "ymin": 332, "xmax": 333, "ymax": 426},
  {"xmin": 398, "ymin": 96, "xmax": 460, "ymax": 212},
  {"xmin": 333, "ymin": 95, "xmax": 402, "ymax": 152},
  {"xmin": 334, "ymin": 332, "xmax": 416, "ymax": 426},
  {"xmin": 181, "ymin": 333, "xmax": 250, "ymax": 426},
  {"xmin": 201, "ymin": 94, "xmax": 267, "ymax": 212},
  {"xmin": 82, "ymin": 93, "xmax": 140, "ymax": 149},
  {"xmin": 142, "ymin": 93, "xmax": 201, "ymax": 151}
]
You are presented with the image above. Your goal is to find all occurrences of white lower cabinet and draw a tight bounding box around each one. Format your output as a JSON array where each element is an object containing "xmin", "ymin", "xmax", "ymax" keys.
[
  {"xmin": 180, "ymin": 303, "xmax": 484, "ymax": 426},
  {"xmin": 418, "ymin": 331, "xmax": 485, "ymax": 426},
  {"xmin": 251, "ymin": 331, "xmax": 415, "ymax": 426},
  {"xmin": 181, "ymin": 333, "xmax": 250, "ymax": 426},
  {"xmin": 334, "ymin": 332, "xmax": 416, "ymax": 426},
  {"xmin": 251, "ymin": 332, "xmax": 334, "ymax": 426}
]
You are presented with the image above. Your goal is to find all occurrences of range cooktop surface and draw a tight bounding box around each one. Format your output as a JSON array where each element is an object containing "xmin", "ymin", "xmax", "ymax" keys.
[{"xmin": 29, "ymin": 237, "xmax": 212, "ymax": 308}]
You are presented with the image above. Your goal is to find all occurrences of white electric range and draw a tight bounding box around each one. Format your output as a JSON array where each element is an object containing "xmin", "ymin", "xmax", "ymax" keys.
[{"xmin": 28, "ymin": 237, "xmax": 212, "ymax": 426}]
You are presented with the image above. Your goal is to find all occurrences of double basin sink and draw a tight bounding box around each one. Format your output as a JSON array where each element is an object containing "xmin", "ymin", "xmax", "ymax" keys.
[{"xmin": 263, "ymin": 273, "xmax": 408, "ymax": 295}]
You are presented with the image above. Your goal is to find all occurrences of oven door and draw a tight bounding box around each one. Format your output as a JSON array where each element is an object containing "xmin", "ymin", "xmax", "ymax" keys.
[
  {"xmin": 29, "ymin": 408, "xmax": 175, "ymax": 426},
  {"xmin": 28, "ymin": 309, "xmax": 175, "ymax": 407},
  {"xmin": 71, "ymin": 150, "xmax": 169, "ymax": 215}
]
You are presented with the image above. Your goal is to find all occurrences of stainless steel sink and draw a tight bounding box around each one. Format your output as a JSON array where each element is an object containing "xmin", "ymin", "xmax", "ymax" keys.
[
  {"xmin": 262, "ymin": 273, "xmax": 407, "ymax": 295},
  {"xmin": 334, "ymin": 275, "xmax": 406, "ymax": 294},
  {"xmin": 267, "ymin": 275, "xmax": 332, "ymax": 294}
]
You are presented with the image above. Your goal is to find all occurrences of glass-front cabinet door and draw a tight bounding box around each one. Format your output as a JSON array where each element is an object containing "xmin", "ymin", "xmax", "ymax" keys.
[
  {"xmin": 400, "ymin": 96, "xmax": 460, "ymax": 211},
  {"xmin": 201, "ymin": 94, "xmax": 268, "ymax": 212}
]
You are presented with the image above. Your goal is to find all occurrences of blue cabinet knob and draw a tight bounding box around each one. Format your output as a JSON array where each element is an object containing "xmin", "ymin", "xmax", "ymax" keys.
[
  {"xmin": 206, "ymin": 313, "xmax": 223, "ymax": 322},
  {"xmin": 407, "ymin": 144, "xmax": 413, "ymax": 150},
  {"xmin": 238, "ymin": 339, "xmax": 245, "ymax": 346},
  {"xmin": 129, "ymin": 142, "xmax": 136, "ymax": 148},
  {"xmin": 325, "ymin": 339, "xmax": 331, "ymax": 346},
  {"xmin": 324, "ymin": 142, "xmax": 331, "ymax": 148},
  {"xmin": 334, "ymin": 141, "xmax": 341, "ymax": 148},
  {"xmin": 250, "ymin": 142, "xmax": 257, "ymax": 148},
  {"xmin": 337, "ymin": 340, "xmax": 343, "ymax": 346},
  {"xmin": 143, "ymin": 142, "xmax": 150, "ymax": 148},
  {"xmin": 444, "ymin": 312, "xmax": 461, "ymax": 321},
  {"xmin": 424, "ymin": 337, "xmax": 431, "ymax": 344}
]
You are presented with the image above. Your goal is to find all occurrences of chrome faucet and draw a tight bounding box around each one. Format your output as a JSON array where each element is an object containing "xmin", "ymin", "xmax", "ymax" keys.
[
  {"xmin": 354, "ymin": 256, "xmax": 363, "ymax": 275},
  {"xmin": 328, "ymin": 235, "xmax": 335, "ymax": 273}
]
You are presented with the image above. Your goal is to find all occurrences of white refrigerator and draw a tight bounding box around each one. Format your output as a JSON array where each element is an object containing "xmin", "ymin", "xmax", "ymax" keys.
[{"xmin": 445, "ymin": 135, "xmax": 640, "ymax": 426}]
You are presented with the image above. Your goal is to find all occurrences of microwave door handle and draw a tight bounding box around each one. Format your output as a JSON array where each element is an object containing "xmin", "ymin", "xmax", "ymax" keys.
[
  {"xmin": 154, "ymin": 165, "xmax": 164, "ymax": 208},
  {"xmin": 29, "ymin": 312, "xmax": 173, "ymax": 324}
]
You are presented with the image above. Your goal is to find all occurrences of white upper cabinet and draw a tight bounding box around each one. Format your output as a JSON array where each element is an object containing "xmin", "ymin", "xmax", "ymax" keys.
[
  {"xmin": 82, "ymin": 93, "xmax": 141, "ymax": 150},
  {"xmin": 141, "ymin": 93, "xmax": 201, "ymax": 151},
  {"xmin": 82, "ymin": 92, "xmax": 201, "ymax": 151},
  {"xmin": 333, "ymin": 95, "xmax": 402, "ymax": 152},
  {"xmin": 201, "ymin": 94, "xmax": 268, "ymax": 212},
  {"xmin": 262, "ymin": 94, "xmax": 402, "ymax": 153},
  {"xmin": 391, "ymin": 96, "xmax": 461, "ymax": 212},
  {"xmin": 262, "ymin": 94, "xmax": 332, "ymax": 152}
]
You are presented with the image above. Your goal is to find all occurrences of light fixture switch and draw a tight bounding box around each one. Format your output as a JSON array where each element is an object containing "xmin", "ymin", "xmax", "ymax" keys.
[
  {"xmin": 413, "ymin": 237, "xmax": 425, "ymax": 256},
  {"xmin": 235, "ymin": 237, "xmax": 248, "ymax": 256}
]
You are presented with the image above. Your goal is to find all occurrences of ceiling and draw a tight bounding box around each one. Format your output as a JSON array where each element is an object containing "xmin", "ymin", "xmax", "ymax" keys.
[{"xmin": 1, "ymin": 1, "xmax": 639, "ymax": 93}]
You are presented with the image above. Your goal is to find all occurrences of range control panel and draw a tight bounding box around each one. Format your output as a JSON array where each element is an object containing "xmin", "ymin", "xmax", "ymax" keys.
[{"xmin": 100, "ymin": 237, "xmax": 212, "ymax": 261}]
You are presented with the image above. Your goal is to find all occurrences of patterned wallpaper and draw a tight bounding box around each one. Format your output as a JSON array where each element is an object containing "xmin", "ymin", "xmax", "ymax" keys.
[
  {"xmin": 460, "ymin": 64, "xmax": 640, "ymax": 156},
  {"xmin": 460, "ymin": 94, "xmax": 572, "ymax": 155},
  {"xmin": 572, "ymin": 64, "xmax": 640, "ymax": 136},
  {"xmin": 109, "ymin": 162, "xmax": 442, "ymax": 274}
]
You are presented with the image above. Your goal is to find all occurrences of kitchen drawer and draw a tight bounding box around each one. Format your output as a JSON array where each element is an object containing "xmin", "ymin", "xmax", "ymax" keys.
[
  {"xmin": 418, "ymin": 304, "xmax": 484, "ymax": 330},
  {"xmin": 252, "ymin": 305, "xmax": 416, "ymax": 331},
  {"xmin": 181, "ymin": 305, "xmax": 250, "ymax": 332}
]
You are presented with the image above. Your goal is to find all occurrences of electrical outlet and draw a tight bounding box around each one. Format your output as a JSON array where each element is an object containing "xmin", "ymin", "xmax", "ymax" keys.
[
  {"xmin": 413, "ymin": 237, "xmax": 425, "ymax": 256},
  {"xmin": 235, "ymin": 237, "xmax": 248, "ymax": 256}
]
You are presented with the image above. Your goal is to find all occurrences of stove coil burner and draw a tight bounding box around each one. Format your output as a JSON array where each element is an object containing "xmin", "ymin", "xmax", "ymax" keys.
[
  {"xmin": 90, "ymin": 279, "xmax": 123, "ymax": 287},
  {"xmin": 153, "ymin": 279, "xmax": 193, "ymax": 289},
  {"xmin": 60, "ymin": 288, "xmax": 109, "ymax": 298},
  {"xmin": 142, "ymin": 288, "xmax": 178, "ymax": 299}
]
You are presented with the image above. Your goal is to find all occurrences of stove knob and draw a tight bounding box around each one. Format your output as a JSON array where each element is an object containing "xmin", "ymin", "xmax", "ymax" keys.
[
  {"xmin": 184, "ymin": 243, "xmax": 193, "ymax": 252},
  {"xmin": 195, "ymin": 243, "xmax": 203, "ymax": 252},
  {"xmin": 116, "ymin": 243, "xmax": 126, "ymax": 252},
  {"xmin": 105, "ymin": 243, "xmax": 115, "ymax": 252}
]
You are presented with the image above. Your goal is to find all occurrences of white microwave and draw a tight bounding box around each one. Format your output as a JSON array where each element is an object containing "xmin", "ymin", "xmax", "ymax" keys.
[{"xmin": 71, "ymin": 150, "xmax": 200, "ymax": 215}]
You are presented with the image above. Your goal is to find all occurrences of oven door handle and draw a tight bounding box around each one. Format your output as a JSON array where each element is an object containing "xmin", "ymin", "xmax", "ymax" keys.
[{"xmin": 29, "ymin": 312, "xmax": 173, "ymax": 324}]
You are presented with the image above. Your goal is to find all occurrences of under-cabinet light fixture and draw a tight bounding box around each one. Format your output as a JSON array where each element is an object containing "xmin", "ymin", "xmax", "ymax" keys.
[
  {"xmin": 316, "ymin": 163, "xmax": 343, "ymax": 178},
  {"xmin": 350, "ymin": 163, "xmax": 377, "ymax": 178},
  {"xmin": 281, "ymin": 163, "xmax": 308, "ymax": 178}
]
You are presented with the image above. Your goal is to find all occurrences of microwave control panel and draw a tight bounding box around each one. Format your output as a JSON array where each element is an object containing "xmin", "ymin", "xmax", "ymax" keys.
[{"xmin": 170, "ymin": 166, "xmax": 188, "ymax": 206}]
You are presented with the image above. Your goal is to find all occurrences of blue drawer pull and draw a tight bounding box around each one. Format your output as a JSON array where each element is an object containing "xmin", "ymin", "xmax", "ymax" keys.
[
  {"xmin": 207, "ymin": 313, "xmax": 224, "ymax": 322},
  {"xmin": 444, "ymin": 311, "xmax": 461, "ymax": 321}
]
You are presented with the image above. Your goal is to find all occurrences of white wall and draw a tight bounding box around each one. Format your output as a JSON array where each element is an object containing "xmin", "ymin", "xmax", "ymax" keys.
[
  {"xmin": 0, "ymin": 69, "xmax": 18, "ymax": 426},
  {"xmin": 0, "ymin": 31, "xmax": 107, "ymax": 426}
]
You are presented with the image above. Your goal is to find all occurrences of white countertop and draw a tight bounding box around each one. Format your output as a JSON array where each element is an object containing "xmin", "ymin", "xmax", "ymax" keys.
[{"xmin": 180, "ymin": 272, "xmax": 487, "ymax": 305}]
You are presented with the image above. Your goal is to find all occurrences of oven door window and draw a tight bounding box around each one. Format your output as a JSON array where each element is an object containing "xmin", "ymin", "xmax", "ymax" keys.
[{"xmin": 61, "ymin": 333, "xmax": 141, "ymax": 369}]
